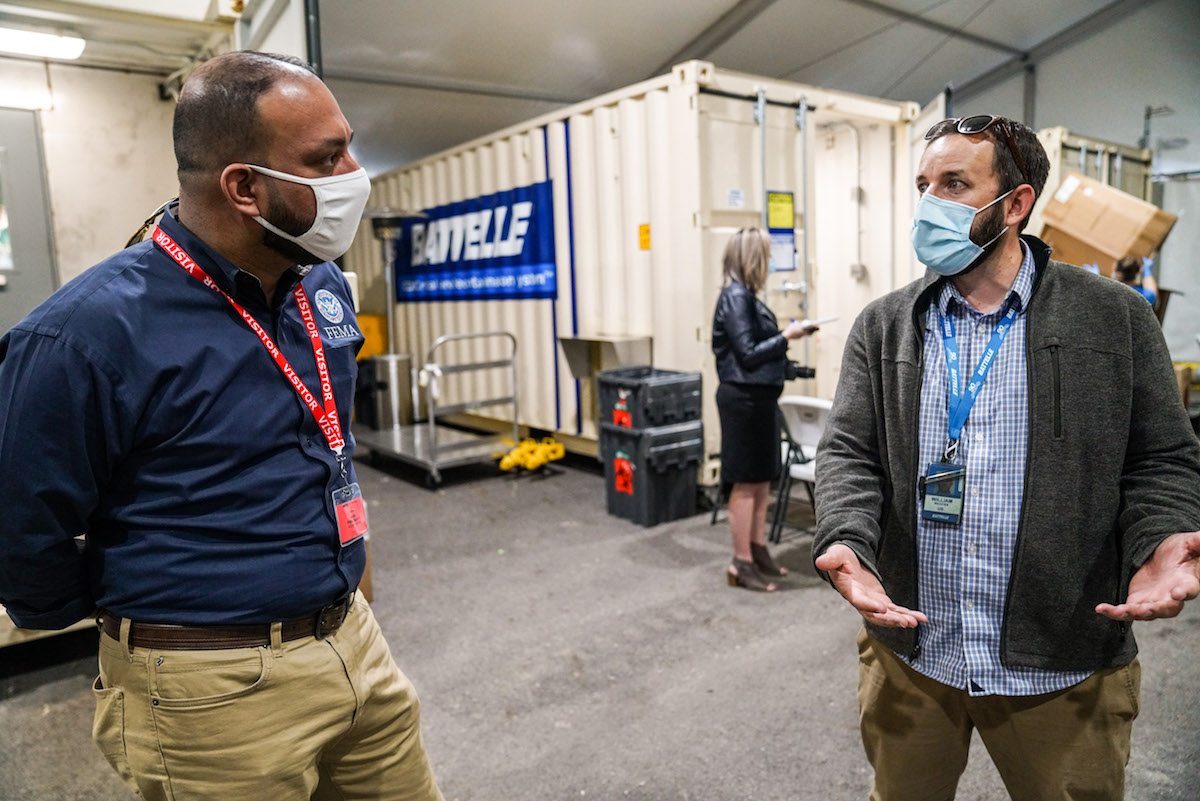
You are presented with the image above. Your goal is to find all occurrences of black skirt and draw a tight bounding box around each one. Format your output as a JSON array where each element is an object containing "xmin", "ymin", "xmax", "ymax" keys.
[{"xmin": 716, "ymin": 381, "xmax": 783, "ymax": 484}]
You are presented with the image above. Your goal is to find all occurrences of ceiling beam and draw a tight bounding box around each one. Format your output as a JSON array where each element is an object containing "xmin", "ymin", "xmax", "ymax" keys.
[
  {"xmin": 954, "ymin": 0, "xmax": 1160, "ymax": 100},
  {"xmin": 839, "ymin": 0, "xmax": 1022, "ymax": 56},
  {"xmin": 650, "ymin": 0, "xmax": 781, "ymax": 77},
  {"xmin": 322, "ymin": 67, "xmax": 583, "ymax": 106}
]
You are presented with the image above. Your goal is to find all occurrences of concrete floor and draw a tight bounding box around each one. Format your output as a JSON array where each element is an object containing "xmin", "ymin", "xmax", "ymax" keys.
[{"xmin": 2, "ymin": 454, "xmax": 1199, "ymax": 800}]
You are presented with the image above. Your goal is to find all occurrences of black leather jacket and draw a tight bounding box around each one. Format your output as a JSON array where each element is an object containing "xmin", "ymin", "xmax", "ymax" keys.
[{"xmin": 712, "ymin": 280, "xmax": 787, "ymax": 386}]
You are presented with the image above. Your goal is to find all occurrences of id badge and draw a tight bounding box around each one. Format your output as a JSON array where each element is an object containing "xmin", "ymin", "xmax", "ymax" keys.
[
  {"xmin": 332, "ymin": 482, "xmax": 369, "ymax": 546},
  {"xmin": 921, "ymin": 462, "xmax": 966, "ymax": 524}
]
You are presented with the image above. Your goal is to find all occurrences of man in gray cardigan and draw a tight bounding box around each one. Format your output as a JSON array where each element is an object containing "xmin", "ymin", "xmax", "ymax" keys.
[{"xmin": 813, "ymin": 115, "xmax": 1200, "ymax": 800}]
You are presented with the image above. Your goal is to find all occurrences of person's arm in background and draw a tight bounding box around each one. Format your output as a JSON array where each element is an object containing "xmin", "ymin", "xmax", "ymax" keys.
[
  {"xmin": 1095, "ymin": 291, "xmax": 1200, "ymax": 622},
  {"xmin": 0, "ymin": 330, "xmax": 124, "ymax": 628},
  {"xmin": 1139, "ymin": 256, "xmax": 1159, "ymax": 306},
  {"xmin": 723, "ymin": 289, "xmax": 788, "ymax": 369},
  {"xmin": 812, "ymin": 312, "xmax": 926, "ymax": 628}
]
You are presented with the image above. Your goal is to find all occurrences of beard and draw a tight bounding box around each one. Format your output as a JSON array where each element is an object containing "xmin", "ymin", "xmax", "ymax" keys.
[
  {"xmin": 955, "ymin": 196, "xmax": 1009, "ymax": 278},
  {"xmin": 260, "ymin": 180, "xmax": 323, "ymax": 265}
]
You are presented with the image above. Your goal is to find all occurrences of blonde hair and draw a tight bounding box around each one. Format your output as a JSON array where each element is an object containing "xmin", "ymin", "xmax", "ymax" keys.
[{"xmin": 722, "ymin": 227, "xmax": 771, "ymax": 292}]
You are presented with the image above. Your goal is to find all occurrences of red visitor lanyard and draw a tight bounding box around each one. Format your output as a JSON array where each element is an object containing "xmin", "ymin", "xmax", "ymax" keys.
[{"xmin": 152, "ymin": 227, "xmax": 345, "ymax": 456}]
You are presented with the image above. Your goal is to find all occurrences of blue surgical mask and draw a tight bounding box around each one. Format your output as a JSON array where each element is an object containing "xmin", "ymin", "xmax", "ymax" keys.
[{"xmin": 911, "ymin": 188, "xmax": 1013, "ymax": 276}]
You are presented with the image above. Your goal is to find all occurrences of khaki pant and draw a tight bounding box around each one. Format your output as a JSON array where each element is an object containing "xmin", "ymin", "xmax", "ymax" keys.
[
  {"xmin": 92, "ymin": 591, "xmax": 444, "ymax": 801},
  {"xmin": 857, "ymin": 629, "xmax": 1139, "ymax": 801}
]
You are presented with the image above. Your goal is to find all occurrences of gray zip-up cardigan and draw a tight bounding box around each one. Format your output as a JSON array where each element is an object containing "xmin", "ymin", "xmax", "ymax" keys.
[{"xmin": 813, "ymin": 235, "xmax": 1200, "ymax": 671}]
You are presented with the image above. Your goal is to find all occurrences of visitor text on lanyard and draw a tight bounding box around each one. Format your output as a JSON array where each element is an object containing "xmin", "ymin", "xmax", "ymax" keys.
[
  {"xmin": 152, "ymin": 227, "xmax": 346, "ymax": 457},
  {"xmin": 939, "ymin": 301, "xmax": 1019, "ymax": 463}
]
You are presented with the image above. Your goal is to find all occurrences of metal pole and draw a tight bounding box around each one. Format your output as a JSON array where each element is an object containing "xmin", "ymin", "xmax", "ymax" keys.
[
  {"xmin": 798, "ymin": 94, "xmax": 812, "ymax": 388},
  {"xmin": 381, "ymin": 236, "xmax": 397, "ymax": 357},
  {"xmin": 304, "ymin": 0, "xmax": 322, "ymax": 76},
  {"xmin": 380, "ymin": 235, "xmax": 401, "ymax": 429},
  {"xmin": 756, "ymin": 89, "xmax": 767, "ymax": 230},
  {"xmin": 369, "ymin": 210, "xmax": 425, "ymax": 428}
]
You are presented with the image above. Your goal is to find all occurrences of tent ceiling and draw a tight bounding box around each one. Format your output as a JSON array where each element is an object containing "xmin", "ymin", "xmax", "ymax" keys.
[
  {"xmin": 0, "ymin": 0, "xmax": 1154, "ymax": 175},
  {"xmin": 322, "ymin": 0, "xmax": 1150, "ymax": 176}
]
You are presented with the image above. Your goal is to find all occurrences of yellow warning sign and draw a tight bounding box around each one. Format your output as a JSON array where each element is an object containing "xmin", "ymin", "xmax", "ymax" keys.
[
  {"xmin": 638, "ymin": 223, "xmax": 651, "ymax": 250},
  {"xmin": 767, "ymin": 192, "xmax": 794, "ymax": 230}
]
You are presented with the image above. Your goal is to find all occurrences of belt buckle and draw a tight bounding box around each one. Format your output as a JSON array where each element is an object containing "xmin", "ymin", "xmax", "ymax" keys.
[{"xmin": 314, "ymin": 595, "xmax": 351, "ymax": 640}]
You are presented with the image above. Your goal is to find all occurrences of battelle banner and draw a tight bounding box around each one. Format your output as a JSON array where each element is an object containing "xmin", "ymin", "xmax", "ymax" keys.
[{"xmin": 394, "ymin": 180, "xmax": 557, "ymax": 302}]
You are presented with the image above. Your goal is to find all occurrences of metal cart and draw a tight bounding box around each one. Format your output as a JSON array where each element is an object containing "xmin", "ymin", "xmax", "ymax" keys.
[{"xmin": 354, "ymin": 331, "xmax": 519, "ymax": 488}]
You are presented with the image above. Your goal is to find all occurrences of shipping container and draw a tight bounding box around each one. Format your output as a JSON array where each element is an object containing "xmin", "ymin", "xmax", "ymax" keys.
[
  {"xmin": 343, "ymin": 61, "xmax": 931, "ymax": 483},
  {"xmin": 1028, "ymin": 126, "xmax": 1154, "ymax": 238}
]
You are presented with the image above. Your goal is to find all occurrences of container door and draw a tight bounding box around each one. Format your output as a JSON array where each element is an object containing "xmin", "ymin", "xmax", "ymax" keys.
[
  {"xmin": 0, "ymin": 108, "xmax": 57, "ymax": 335},
  {"xmin": 808, "ymin": 110, "xmax": 902, "ymax": 396},
  {"xmin": 903, "ymin": 92, "xmax": 947, "ymax": 284}
]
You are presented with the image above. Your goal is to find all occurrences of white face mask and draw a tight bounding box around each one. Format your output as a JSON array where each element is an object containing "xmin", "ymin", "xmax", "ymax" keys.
[{"xmin": 246, "ymin": 164, "xmax": 371, "ymax": 263}]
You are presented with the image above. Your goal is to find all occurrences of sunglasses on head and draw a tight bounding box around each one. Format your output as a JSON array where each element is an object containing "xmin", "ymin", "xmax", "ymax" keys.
[{"xmin": 925, "ymin": 115, "xmax": 1030, "ymax": 188}]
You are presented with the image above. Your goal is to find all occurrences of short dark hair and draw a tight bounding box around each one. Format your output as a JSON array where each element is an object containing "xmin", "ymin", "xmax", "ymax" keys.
[
  {"xmin": 173, "ymin": 51, "xmax": 315, "ymax": 190},
  {"xmin": 929, "ymin": 117, "xmax": 1050, "ymax": 232},
  {"xmin": 987, "ymin": 119, "xmax": 1049, "ymax": 232},
  {"xmin": 1115, "ymin": 256, "xmax": 1140, "ymax": 282}
]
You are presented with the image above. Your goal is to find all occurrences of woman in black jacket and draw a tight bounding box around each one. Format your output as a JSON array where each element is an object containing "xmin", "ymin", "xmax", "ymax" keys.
[{"xmin": 712, "ymin": 228, "xmax": 816, "ymax": 592}]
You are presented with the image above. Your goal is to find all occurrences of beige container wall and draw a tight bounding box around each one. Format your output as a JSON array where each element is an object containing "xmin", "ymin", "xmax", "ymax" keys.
[
  {"xmin": 343, "ymin": 62, "xmax": 919, "ymax": 472},
  {"xmin": 809, "ymin": 118, "xmax": 905, "ymax": 398},
  {"xmin": 1028, "ymin": 126, "xmax": 1154, "ymax": 238}
]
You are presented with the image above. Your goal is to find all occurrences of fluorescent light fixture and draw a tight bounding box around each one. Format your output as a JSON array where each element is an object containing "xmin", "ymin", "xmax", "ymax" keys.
[
  {"xmin": 0, "ymin": 27, "xmax": 85, "ymax": 60},
  {"xmin": 0, "ymin": 87, "xmax": 54, "ymax": 109}
]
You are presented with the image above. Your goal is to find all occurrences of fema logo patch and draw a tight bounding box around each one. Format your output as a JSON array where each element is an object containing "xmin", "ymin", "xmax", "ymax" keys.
[{"xmin": 314, "ymin": 289, "xmax": 344, "ymax": 324}]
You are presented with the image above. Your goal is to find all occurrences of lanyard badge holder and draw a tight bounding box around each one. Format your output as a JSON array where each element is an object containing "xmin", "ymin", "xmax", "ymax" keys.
[
  {"xmin": 153, "ymin": 227, "xmax": 368, "ymax": 547},
  {"xmin": 920, "ymin": 303, "xmax": 1018, "ymax": 525}
]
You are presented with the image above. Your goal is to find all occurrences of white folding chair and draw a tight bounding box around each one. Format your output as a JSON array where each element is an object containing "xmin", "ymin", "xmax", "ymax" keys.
[{"xmin": 769, "ymin": 395, "xmax": 833, "ymax": 543}]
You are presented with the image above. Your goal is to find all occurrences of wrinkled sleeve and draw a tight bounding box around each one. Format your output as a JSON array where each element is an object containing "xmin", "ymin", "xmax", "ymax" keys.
[
  {"xmin": 725, "ymin": 291, "xmax": 787, "ymax": 369},
  {"xmin": 1118, "ymin": 297, "xmax": 1200, "ymax": 569},
  {"xmin": 0, "ymin": 330, "xmax": 124, "ymax": 628},
  {"xmin": 812, "ymin": 311, "xmax": 888, "ymax": 581}
]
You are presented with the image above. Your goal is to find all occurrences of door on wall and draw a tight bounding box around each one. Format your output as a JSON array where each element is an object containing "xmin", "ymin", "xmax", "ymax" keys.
[
  {"xmin": 903, "ymin": 92, "xmax": 948, "ymax": 285},
  {"xmin": 0, "ymin": 108, "xmax": 57, "ymax": 335}
]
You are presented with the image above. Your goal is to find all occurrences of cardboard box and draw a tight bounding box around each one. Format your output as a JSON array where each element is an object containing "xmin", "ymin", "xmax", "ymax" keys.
[
  {"xmin": 1039, "ymin": 226, "xmax": 1116, "ymax": 274},
  {"xmin": 1040, "ymin": 172, "xmax": 1177, "ymax": 276}
]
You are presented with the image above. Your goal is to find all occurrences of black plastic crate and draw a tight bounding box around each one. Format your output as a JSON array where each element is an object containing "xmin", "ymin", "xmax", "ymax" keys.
[
  {"xmin": 599, "ymin": 420, "xmax": 703, "ymax": 526},
  {"xmin": 596, "ymin": 366, "xmax": 702, "ymax": 430}
]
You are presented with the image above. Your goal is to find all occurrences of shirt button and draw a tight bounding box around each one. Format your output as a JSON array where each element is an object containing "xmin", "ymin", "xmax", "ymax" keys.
[
  {"xmin": 306, "ymin": 437, "xmax": 314, "ymax": 447},
  {"xmin": 965, "ymin": 600, "xmax": 975, "ymax": 611},
  {"xmin": 966, "ymin": 542, "xmax": 978, "ymax": 555},
  {"xmin": 971, "ymin": 488, "xmax": 980, "ymax": 497}
]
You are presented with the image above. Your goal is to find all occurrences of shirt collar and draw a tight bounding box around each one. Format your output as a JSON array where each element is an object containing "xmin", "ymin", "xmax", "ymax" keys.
[
  {"xmin": 158, "ymin": 205, "xmax": 312, "ymax": 297},
  {"xmin": 937, "ymin": 239, "xmax": 1035, "ymax": 318}
]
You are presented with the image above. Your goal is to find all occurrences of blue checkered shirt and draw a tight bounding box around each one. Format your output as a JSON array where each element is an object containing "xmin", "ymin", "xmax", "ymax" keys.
[{"xmin": 912, "ymin": 242, "xmax": 1092, "ymax": 696}]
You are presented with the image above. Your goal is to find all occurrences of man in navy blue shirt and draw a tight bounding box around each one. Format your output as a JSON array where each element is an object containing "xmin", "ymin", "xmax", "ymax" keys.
[{"xmin": 0, "ymin": 51, "xmax": 444, "ymax": 800}]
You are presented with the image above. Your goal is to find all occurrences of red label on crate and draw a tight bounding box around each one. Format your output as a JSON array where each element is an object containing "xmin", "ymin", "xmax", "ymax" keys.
[
  {"xmin": 614, "ymin": 457, "xmax": 634, "ymax": 495},
  {"xmin": 612, "ymin": 408, "xmax": 632, "ymax": 428}
]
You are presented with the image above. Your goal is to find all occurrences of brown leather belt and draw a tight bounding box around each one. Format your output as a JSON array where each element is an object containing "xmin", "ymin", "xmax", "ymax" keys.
[{"xmin": 98, "ymin": 594, "xmax": 353, "ymax": 650}]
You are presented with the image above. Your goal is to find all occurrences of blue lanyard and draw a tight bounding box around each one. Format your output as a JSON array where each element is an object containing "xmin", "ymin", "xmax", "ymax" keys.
[{"xmin": 939, "ymin": 301, "xmax": 1019, "ymax": 461}]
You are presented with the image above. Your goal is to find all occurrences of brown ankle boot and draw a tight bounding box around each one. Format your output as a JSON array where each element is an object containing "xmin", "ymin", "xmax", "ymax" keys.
[
  {"xmin": 726, "ymin": 558, "xmax": 777, "ymax": 592},
  {"xmin": 751, "ymin": 542, "xmax": 788, "ymax": 577}
]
